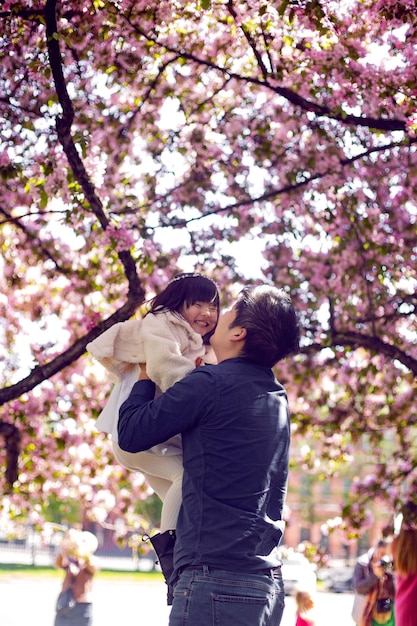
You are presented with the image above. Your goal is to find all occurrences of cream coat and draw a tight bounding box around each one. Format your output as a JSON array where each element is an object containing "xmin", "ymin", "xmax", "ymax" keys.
[
  {"xmin": 87, "ymin": 311, "xmax": 205, "ymax": 391},
  {"xmin": 87, "ymin": 311, "xmax": 215, "ymax": 449}
]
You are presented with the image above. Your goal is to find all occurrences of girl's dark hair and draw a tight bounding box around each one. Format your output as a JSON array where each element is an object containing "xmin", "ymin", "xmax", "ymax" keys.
[
  {"xmin": 232, "ymin": 285, "xmax": 300, "ymax": 367},
  {"xmin": 147, "ymin": 273, "xmax": 220, "ymax": 342}
]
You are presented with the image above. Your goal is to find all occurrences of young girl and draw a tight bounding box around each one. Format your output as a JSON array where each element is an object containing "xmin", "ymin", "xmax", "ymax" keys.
[
  {"xmin": 295, "ymin": 590, "xmax": 316, "ymax": 626},
  {"xmin": 87, "ymin": 272, "xmax": 219, "ymax": 602}
]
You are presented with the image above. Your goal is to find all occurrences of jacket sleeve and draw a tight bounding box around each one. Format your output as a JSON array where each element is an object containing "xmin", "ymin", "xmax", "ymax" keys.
[
  {"xmin": 86, "ymin": 319, "xmax": 144, "ymax": 380},
  {"xmin": 118, "ymin": 368, "xmax": 213, "ymax": 453},
  {"xmin": 141, "ymin": 314, "xmax": 200, "ymax": 391},
  {"xmin": 353, "ymin": 561, "xmax": 379, "ymax": 594}
]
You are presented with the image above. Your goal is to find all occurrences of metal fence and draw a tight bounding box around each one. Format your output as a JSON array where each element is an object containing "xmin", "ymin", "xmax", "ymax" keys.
[{"xmin": 0, "ymin": 528, "xmax": 156, "ymax": 572}]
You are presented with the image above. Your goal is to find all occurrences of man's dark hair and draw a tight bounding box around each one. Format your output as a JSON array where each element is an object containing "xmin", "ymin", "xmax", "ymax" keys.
[{"xmin": 232, "ymin": 285, "xmax": 300, "ymax": 367}]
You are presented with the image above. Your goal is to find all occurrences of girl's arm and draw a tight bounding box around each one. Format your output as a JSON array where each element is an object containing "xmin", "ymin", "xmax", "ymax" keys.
[{"xmin": 86, "ymin": 319, "xmax": 144, "ymax": 380}]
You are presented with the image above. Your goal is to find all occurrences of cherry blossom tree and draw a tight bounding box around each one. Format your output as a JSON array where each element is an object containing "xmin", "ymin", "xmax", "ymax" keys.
[{"xmin": 0, "ymin": 0, "xmax": 416, "ymax": 541}]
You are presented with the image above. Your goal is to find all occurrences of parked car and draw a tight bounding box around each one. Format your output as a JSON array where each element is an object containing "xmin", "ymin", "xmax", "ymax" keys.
[
  {"xmin": 325, "ymin": 566, "xmax": 354, "ymax": 593},
  {"xmin": 280, "ymin": 552, "xmax": 317, "ymax": 596}
]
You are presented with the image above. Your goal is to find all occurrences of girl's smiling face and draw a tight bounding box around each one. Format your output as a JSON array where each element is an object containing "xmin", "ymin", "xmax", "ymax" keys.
[{"xmin": 180, "ymin": 301, "xmax": 218, "ymax": 336}]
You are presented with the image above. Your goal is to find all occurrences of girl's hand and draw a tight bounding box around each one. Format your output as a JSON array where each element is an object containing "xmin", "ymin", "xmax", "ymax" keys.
[{"xmin": 138, "ymin": 363, "xmax": 150, "ymax": 380}]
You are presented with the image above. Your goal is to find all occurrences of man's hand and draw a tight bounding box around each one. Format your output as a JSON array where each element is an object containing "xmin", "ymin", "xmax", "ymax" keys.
[{"xmin": 138, "ymin": 363, "xmax": 151, "ymax": 381}]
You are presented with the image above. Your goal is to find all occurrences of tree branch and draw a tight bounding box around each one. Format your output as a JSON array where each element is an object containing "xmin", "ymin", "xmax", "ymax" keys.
[
  {"xmin": 143, "ymin": 137, "xmax": 415, "ymax": 228},
  {"xmin": 0, "ymin": 2, "xmax": 147, "ymax": 406},
  {"xmin": 45, "ymin": 0, "xmax": 109, "ymax": 229},
  {"xmin": 123, "ymin": 13, "xmax": 408, "ymax": 133},
  {"xmin": 0, "ymin": 292, "xmax": 142, "ymax": 406},
  {"xmin": 226, "ymin": 0, "xmax": 270, "ymax": 80},
  {"xmin": 44, "ymin": 0, "xmax": 143, "ymax": 297},
  {"xmin": 331, "ymin": 331, "xmax": 417, "ymax": 376},
  {"xmin": 0, "ymin": 207, "xmax": 72, "ymax": 275},
  {"xmin": 0, "ymin": 422, "xmax": 21, "ymax": 486}
]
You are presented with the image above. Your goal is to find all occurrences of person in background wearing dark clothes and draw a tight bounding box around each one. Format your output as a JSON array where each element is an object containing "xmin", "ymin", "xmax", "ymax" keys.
[
  {"xmin": 352, "ymin": 539, "xmax": 392, "ymax": 625},
  {"xmin": 118, "ymin": 285, "xmax": 300, "ymax": 626}
]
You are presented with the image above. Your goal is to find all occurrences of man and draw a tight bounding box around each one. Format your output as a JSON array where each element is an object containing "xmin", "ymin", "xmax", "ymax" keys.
[
  {"xmin": 118, "ymin": 285, "xmax": 300, "ymax": 626},
  {"xmin": 352, "ymin": 539, "xmax": 392, "ymax": 625}
]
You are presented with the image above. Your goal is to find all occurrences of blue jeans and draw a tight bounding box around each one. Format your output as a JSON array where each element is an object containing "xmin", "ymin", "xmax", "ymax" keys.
[
  {"xmin": 169, "ymin": 565, "xmax": 285, "ymax": 626},
  {"xmin": 270, "ymin": 570, "xmax": 285, "ymax": 626},
  {"xmin": 54, "ymin": 602, "xmax": 92, "ymax": 626}
]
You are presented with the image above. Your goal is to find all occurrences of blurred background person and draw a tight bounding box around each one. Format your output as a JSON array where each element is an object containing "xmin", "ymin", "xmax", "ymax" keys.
[
  {"xmin": 360, "ymin": 547, "xmax": 395, "ymax": 626},
  {"xmin": 54, "ymin": 529, "xmax": 99, "ymax": 626},
  {"xmin": 295, "ymin": 590, "xmax": 315, "ymax": 626},
  {"xmin": 352, "ymin": 539, "xmax": 392, "ymax": 625}
]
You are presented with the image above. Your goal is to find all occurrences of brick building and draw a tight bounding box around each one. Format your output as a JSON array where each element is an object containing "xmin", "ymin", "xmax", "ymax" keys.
[{"xmin": 283, "ymin": 469, "xmax": 389, "ymax": 562}]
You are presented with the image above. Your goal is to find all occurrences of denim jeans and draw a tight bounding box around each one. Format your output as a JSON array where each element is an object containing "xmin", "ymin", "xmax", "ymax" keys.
[
  {"xmin": 169, "ymin": 565, "xmax": 285, "ymax": 626},
  {"xmin": 270, "ymin": 569, "xmax": 285, "ymax": 626},
  {"xmin": 54, "ymin": 602, "xmax": 92, "ymax": 626}
]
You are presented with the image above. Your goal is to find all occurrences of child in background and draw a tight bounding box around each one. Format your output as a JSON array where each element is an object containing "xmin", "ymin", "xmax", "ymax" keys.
[
  {"xmin": 295, "ymin": 590, "xmax": 316, "ymax": 626},
  {"xmin": 87, "ymin": 272, "xmax": 219, "ymax": 603}
]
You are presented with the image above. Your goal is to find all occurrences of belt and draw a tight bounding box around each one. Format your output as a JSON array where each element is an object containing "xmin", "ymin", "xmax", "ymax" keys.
[{"xmin": 181, "ymin": 565, "xmax": 281, "ymax": 576}]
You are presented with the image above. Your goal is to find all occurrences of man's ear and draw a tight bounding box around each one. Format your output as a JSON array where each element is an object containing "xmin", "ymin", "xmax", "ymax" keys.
[{"xmin": 230, "ymin": 327, "xmax": 247, "ymax": 342}]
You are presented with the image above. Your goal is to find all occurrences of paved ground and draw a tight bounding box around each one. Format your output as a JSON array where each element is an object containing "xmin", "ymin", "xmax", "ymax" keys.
[
  {"xmin": 0, "ymin": 571, "xmax": 356, "ymax": 626},
  {"xmin": 0, "ymin": 574, "xmax": 170, "ymax": 626}
]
